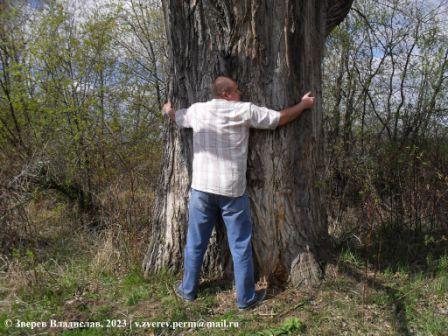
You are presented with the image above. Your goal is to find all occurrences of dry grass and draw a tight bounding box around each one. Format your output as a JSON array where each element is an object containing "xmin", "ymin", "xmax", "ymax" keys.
[
  {"xmin": 0, "ymin": 182, "xmax": 446, "ymax": 335},
  {"xmin": 91, "ymin": 229, "xmax": 123, "ymax": 275}
]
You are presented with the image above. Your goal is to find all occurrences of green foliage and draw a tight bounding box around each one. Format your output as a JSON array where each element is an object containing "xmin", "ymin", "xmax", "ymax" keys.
[
  {"xmin": 120, "ymin": 270, "xmax": 151, "ymax": 306},
  {"xmin": 324, "ymin": 0, "xmax": 448, "ymax": 248},
  {"xmin": 0, "ymin": 0, "xmax": 165, "ymax": 233},
  {"xmin": 253, "ymin": 318, "xmax": 305, "ymax": 336}
]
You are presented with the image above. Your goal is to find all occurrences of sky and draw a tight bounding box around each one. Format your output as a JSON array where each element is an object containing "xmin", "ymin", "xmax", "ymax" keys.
[
  {"xmin": 22, "ymin": 0, "xmax": 447, "ymax": 42},
  {"xmin": 25, "ymin": 0, "xmax": 447, "ymax": 31}
]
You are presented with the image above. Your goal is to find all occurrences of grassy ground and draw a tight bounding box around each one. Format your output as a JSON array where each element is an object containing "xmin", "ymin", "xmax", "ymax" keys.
[{"xmin": 0, "ymin": 199, "xmax": 447, "ymax": 335}]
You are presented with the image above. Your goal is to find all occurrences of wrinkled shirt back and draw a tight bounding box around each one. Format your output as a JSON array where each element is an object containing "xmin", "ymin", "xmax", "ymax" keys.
[{"xmin": 175, "ymin": 99, "xmax": 279, "ymax": 197}]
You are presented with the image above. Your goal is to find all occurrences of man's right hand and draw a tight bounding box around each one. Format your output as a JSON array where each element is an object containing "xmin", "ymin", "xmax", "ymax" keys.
[
  {"xmin": 278, "ymin": 91, "xmax": 316, "ymax": 127},
  {"xmin": 300, "ymin": 91, "xmax": 315, "ymax": 110}
]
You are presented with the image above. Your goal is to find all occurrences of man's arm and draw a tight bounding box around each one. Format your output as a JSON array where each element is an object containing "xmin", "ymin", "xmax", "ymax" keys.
[
  {"xmin": 278, "ymin": 92, "xmax": 315, "ymax": 127},
  {"xmin": 162, "ymin": 101, "xmax": 194, "ymax": 128}
]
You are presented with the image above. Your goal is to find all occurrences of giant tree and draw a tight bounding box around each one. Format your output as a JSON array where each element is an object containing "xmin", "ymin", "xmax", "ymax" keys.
[{"xmin": 143, "ymin": 0, "xmax": 353, "ymax": 287}]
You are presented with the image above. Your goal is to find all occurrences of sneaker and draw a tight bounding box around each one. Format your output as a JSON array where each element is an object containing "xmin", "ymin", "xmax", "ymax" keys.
[
  {"xmin": 238, "ymin": 289, "xmax": 267, "ymax": 311},
  {"xmin": 174, "ymin": 282, "xmax": 195, "ymax": 302}
]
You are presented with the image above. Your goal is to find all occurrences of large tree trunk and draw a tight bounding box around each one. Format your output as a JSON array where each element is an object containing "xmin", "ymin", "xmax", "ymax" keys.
[{"xmin": 143, "ymin": 0, "xmax": 353, "ymax": 287}]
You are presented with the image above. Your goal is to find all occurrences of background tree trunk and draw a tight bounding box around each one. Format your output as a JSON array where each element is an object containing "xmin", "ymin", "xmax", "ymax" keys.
[{"xmin": 143, "ymin": 0, "xmax": 353, "ymax": 287}]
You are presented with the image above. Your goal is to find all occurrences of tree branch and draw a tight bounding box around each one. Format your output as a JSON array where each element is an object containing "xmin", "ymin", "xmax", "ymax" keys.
[{"xmin": 325, "ymin": 0, "xmax": 354, "ymax": 36}]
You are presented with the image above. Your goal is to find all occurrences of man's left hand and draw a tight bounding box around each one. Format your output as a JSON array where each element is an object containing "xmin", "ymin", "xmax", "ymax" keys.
[{"xmin": 163, "ymin": 101, "xmax": 175, "ymax": 120}]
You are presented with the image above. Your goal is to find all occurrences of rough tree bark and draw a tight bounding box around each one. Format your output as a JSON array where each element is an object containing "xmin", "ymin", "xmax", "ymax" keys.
[{"xmin": 143, "ymin": 0, "xmax": 353, "ymax": 287}]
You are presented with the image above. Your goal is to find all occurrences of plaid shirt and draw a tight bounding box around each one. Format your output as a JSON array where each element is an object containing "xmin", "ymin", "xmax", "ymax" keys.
[{"xmin": 175, "ymin": 99, "xmax": 280, "ymax": 197}]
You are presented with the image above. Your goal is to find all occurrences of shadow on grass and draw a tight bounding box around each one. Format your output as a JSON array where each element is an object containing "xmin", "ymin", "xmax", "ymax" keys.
[
  {"xmin": 337, "ymin": 225, "xmax": 448, "ymax": 275},
  {"xmin": 337, "ymin": 261, "xmax": 411, "ymax": 335},
  {"xmin": 197, "ymin": 278, "xmax": 234, "ymax": 295},
  {"xmin": 328, "ymin": 225, "xmax": 448, "ymax": 336}
]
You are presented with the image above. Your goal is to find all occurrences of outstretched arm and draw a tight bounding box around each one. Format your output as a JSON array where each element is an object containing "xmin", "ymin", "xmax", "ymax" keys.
[
  {"xmin": 278, "ymin": 92, "xmax": 315, "ymax": 127},
  {"xmin": 162, "ymin": 101, "xmax": 194, "ymax": 128}
]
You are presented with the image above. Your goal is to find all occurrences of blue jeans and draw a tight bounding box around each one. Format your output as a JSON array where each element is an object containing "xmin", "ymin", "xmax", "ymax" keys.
[{"xmin": 178, "ymin": 188, "xmax": 256, "ymax": 308}]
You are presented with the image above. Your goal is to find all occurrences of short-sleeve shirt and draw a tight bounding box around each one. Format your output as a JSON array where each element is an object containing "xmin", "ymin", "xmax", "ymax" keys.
[{"xmin": 175, "ymin": 98, "xmax": 280, "ymax": 197}]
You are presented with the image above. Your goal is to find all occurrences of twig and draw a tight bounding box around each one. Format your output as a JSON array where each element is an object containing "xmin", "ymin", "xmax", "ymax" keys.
[
  {"xmin": 275, "ymin": 300, "xmax": 308, "ymax": 320},
  {"xmin": 167, "ymin": 283, "xmax": 181, "ymax": 304},
  {"xmin": 258, "ymin": 311, "xmax": 277, "ymax": 317}
]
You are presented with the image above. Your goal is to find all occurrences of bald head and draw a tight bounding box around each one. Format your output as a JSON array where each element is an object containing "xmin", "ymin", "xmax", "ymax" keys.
[{"xmin": 212, "ymin": 76, "xmax": 238, "ymax": 98}]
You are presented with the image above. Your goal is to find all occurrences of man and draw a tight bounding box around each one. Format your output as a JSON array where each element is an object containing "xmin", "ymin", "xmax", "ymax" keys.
[{"xmin": 163, "ymin": 76, "xmax": 315, "ymax": 310}]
